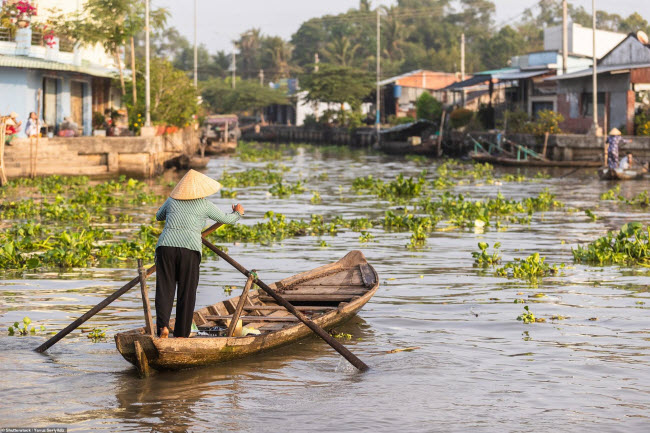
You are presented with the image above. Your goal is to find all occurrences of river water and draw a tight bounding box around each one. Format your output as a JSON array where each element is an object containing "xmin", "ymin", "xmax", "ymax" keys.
[{"xmin": 1, "ymin": 146, "xmax": 649, "ymax": 432}]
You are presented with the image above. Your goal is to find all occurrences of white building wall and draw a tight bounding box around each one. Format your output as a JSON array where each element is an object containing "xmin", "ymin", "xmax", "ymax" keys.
[
  {"xmin": 35, "ymin": 0, "xmax": 116, "ymax": 68},
  {"xmin": 544, "ymin": 23, "xmax": 626, "ymax": 58}
]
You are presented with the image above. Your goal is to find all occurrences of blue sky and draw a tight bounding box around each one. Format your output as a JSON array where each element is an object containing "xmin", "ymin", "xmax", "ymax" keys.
[{"xmin": 153, "ymin": 0, "xmax": 644, "ymax": 53}]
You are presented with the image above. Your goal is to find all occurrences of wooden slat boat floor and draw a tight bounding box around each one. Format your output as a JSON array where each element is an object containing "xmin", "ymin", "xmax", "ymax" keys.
[
  {"xmin": 243, "ymin": 305, "xmax": 336, "ymax": 311},
  {"xmin": 259, "ymin": 294, "xmax": 361, "ymax": 302},
  {"xmin": 204, "ymin": 315, "xmax": 299, "ymax": 322}
]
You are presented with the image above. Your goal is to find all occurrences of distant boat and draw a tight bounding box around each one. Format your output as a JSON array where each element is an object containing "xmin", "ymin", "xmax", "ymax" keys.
[
  {"xmin": 379, "ymin": 119, "xmax": 438, "ymax": 156},
  {"xmin": 598, "ymin": 167, "xmax": 646, "ymax": 180},
  {"xmin": 201, "ymin": 114, "xmax": 239, "ymax": 155}
]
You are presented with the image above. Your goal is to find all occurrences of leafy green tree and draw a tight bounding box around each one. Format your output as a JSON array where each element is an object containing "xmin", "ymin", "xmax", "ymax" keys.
[
  {"xmin": 124, "ymin": 58, "xmax": 197, "ymax": 127},
  {"xmin": 51, "ymin": 0, "xmax": 167, "ymax": 95},
  {"xmin": 481, "ymin": 26, "xmax": 526, "ymax": 70},
  {"xmin": 201, "ymin": 79, "xmax": 288, "ymax": 115},
  {"xmin": 300, "ymin": 63, "xmax": 374, "ymax": 110},
  {"xmin": 415, "ymin": 92, "xmax": 442, "ymax": 120}
]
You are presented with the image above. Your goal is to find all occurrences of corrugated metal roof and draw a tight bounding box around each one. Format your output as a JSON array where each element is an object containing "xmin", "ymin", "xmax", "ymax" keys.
[
  {"xmin": 546, "ymin": 63, "xmax": 650, "ymax": 80},
  {"xmin": 378, "ymin": 69, "xmax": 424, "ymax": 86},
  {"xmin": 0, "ymin": 54, "xmax": 115, "ymax": 78},
  {"xmin": 493, "ymin": 69, "xmax": 551, "ymax": 80},
  {"xmin": 443, "ymin": 75, "xmax": 490, "ymax": 90}
]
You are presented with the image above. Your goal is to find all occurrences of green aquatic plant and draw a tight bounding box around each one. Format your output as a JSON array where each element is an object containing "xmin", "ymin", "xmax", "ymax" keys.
[
  {"xmin": 572, "ymin": 222, "xmax": 650, "ymax": 266},
  {"xmin": 310, "ymin": 191, "xmax": 322, "ymax": 204},
  {"xmin": 406, "ymin": 223, "xmax": 428, "ymax": 249},
  {"xmin": 219, "ymin": 168, "xmax": 283, "ymax": 188},
  {"xmin": 517, "ymin": 306, "xmax": 535, "ymax": 324},
  {"xmin": 585, "ymin": 209, "xmax": 598, "ymax": 221},
  {"xmin": 269, "ymin": 181, "xmax": 305, "ymax": 198},
  {"xmin": 358, "ymin": 231, "xmax": 374, "ymax": 243},
  {"xmin": 220, "ymin": 189, "xmax": 237, "ymax": 198},
  {"xmin": 472, "ymin": 242, "xmax": 502, "ymax": 266},
  {"xmin": 235, "ymin": 141, "xmax": 285, "ymax": 162},
  {"xmin": 600, "ymin": 185, "xmax": 621, "ymax": 201},
  {"xmin": 87, "ymin": 328, "xmax": 106, "ymax": 341},
  {"xmin": 8, "ymin": 317, "xmax": 45, "ymax": 336},
  {"xmin": 352, "ymin": 173, "xmax": 427, "ymax": 201},
  {"xmin": 496, "ymin": 253, "xmax": 561, "ymax": 282}
]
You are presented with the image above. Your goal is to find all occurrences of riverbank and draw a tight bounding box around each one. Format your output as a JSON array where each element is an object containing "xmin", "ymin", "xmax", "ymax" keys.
[
  {"xmin": 2, "ymin": 127, "xmax": 199, "ymax": 180},
  {"xmin": 243, "ymin": 125, "xmax": 650, "ymax": 162}
]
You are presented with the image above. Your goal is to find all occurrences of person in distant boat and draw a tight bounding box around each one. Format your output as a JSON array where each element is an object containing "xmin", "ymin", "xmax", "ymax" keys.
[
  {"xmin": 619, "ymin": 152, "xmax": 634, "ymax": 170},
  {"xmin": 155, "ymin": 170, "xmax": 244, "ymax": 338},
  {"xmin": 607, "ymin": 128, "xmax": 626, "ymax": 170}
]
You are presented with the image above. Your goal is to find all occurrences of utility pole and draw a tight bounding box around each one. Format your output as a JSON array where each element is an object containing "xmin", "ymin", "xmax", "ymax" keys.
[
  {"xmin": 461, "ymin": 33, "xmax": 466, "ymax": 107},
  {"xmin": 375, "ymin": 7, "xmax": 381, "ymax": 144},
  {"xmin": 562, "ymin": 0, "xmax": 568, "ymax": 75},
  {"xmin": 592, "ymin": 0, "xmax": 599, "ymax": 134},
  {"xmin": 193, "ymin": 0, "xmax": 198, "ymax": 87},
  {"xmin": 259, "ymin": 69, "xmax": 264, "ymax": 86},
  {"xmin": 314, "ymin": 53, "xmax": 319, "ymax": 72},
  {"xmin": 144, "ymin": 0, "xmax": 151, "ymax": 127},
  {"xmin": 231, "ymin": 45, "xmax": 236, "ymax": 89}
]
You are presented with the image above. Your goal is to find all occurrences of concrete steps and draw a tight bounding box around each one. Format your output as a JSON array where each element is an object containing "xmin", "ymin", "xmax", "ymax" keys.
[{"xmin": 3, "ymin": 138, "xmax": 109, "ymax": 178}]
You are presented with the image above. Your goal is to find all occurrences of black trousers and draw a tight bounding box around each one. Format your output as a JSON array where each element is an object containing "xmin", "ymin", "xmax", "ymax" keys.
[{"xmin": 155, "ymin": 246, "xmax": 201, "ymax": 338}]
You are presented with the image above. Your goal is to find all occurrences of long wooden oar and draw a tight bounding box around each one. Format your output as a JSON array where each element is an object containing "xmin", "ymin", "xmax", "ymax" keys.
[
  {"xmin": 34, "ymin": 223, "xmax": 224, "ymax": 353},
  {"xmin": 201, "ymin": 237, "xmax": 370, "ymax": 372}
]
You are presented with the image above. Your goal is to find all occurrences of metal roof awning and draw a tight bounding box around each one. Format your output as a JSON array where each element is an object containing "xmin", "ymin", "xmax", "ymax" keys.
[
  {"xmin": 378, "ymin": 69, "xmax": 424, "ymax": 86},
  {"xmin": 380, "ymin": 119, "xmax": 435, "ymax": 136},
  {"xmin": 546, "ymin": 63, "xmax": 650, "ymax": 80},
  {"xmin": 493, "ymin": 69, "xmax": 551, "ymax": 80},
  {"xmin": 444, "ymin": 75, "xmax": 490, "ymax": 90},
  {"xmin": 0, "ymin": 54, "xmax": 116, "ymax": 78}
]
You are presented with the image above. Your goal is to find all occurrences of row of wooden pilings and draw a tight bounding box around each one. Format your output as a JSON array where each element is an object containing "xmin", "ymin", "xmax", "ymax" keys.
[{"xmin": 243, "ymin": 125, "xmax": 377, "ymax": 147}]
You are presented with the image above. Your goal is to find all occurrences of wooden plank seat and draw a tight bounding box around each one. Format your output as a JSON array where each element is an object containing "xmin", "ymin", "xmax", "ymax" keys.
[
  {"xmin": 259, "ymin": 294, "xmax": 362, "ymax": 302},
  {"xmin": 243, "ymin": 305, "xmax": 336, "ymax": 312},
  {"xmin": 204, "ymin": 315, "xmax": 299, "ymax": 323}
]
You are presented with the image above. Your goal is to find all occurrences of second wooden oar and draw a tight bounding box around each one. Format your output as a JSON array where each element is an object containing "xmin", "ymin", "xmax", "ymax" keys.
[
  {"xmin": 34, "ymin": 222, "xmax": 225, "ymax": 353},
  {"xmin": 201, "ymin": 237, "xmax": 370, "ymax": 372}
]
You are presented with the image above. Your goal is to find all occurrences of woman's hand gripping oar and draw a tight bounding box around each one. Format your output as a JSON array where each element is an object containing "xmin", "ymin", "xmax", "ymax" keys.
[
  {"xmin": 34, "ymin": 223, "xmax": 224, "ymax": 353},
  {"xmin": 200, "ymin": 235, "xmax": 370, "ymax": 372}
]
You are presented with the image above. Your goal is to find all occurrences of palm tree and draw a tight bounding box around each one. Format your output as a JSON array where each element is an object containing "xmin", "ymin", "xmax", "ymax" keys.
[
  {"xmin": 381, "ymin": 6, "xmax": 407, "ymax": 62},
  {"xmin": 235, "ymin": 28, "xmax": 261, "ymax": 78},
  {"xmin": 322, "ymin": 36, "xmax": 361, "ymax": 67},
  {"xmin": 264, "ymin": 37, "xmax": 294, "ymax": 80}
]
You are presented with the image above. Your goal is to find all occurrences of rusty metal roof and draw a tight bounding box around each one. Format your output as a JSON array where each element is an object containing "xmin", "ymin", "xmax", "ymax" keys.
[{"xmin": 0, "ymin": 54, "xmax": 115, "ymax": 78}]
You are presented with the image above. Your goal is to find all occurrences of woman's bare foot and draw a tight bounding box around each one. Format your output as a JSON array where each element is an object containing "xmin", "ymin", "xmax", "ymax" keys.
[{"xmin": 160, "ymin": 327, "xmax": 169, "ymax": 338}]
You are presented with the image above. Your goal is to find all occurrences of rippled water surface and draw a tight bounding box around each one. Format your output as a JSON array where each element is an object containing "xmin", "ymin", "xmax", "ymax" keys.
[{"xmin": 1, "ymin": 146, "xmax": 650, "ymax": 432}]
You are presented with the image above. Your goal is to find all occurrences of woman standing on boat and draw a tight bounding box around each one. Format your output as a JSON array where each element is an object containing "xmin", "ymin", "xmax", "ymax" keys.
[
  {"xmin": 606, "ymin": 128, "xmax": 626, "ymax": 170},
  {"xmin": 155, "ymin": 169, "xmax": 244, "ymax": 338}
]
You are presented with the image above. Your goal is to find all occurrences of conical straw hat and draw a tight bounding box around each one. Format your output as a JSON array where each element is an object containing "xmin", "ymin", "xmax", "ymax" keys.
[
  {"xmin": 609, "ymin": 128, "xmax": 621, "ymax": 136},
  {"xmin": 170, "ymin": 170, "xmax": 222, "ymax": 200}
]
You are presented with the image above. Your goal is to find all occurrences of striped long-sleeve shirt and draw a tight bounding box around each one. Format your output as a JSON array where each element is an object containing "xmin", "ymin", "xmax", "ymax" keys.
[{"xmin": 155, "ymin": 197, "xmax": 241, "ymax": 254}]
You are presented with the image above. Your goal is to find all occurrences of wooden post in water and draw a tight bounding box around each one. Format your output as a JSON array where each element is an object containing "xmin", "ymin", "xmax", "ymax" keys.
[
  {"xmin": 542, "ymin": 132, "xmax": 549, "ymax": 158},
  {"xmin": 0, "ymin": 117, "xmax": 7, "ymax": 186},
  {"xmin": 437, "ymin": 110, "xmax": 446, "ymax": 157},
  {"xmin": 138, "ymin": 259, "xmax": 155, "ymax": 337},
  {"xmin": 227, "ymin": 274, "xmax": 254, "ymax": 337}
]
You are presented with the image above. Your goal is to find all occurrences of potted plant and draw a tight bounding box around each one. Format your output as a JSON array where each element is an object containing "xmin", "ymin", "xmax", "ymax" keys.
[{"xmin": 92, "ymin": 111, "xmax": 106, "ymax": 136}]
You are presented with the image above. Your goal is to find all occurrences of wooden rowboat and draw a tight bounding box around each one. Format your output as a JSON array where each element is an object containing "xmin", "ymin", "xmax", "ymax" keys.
[
  {"xmin": 598, "ymin": 167, "xmax": 646, "ymax": 180},
  {"xmin": 114, "ymin": 250, "xmax": 378, "ymax": 372}
]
